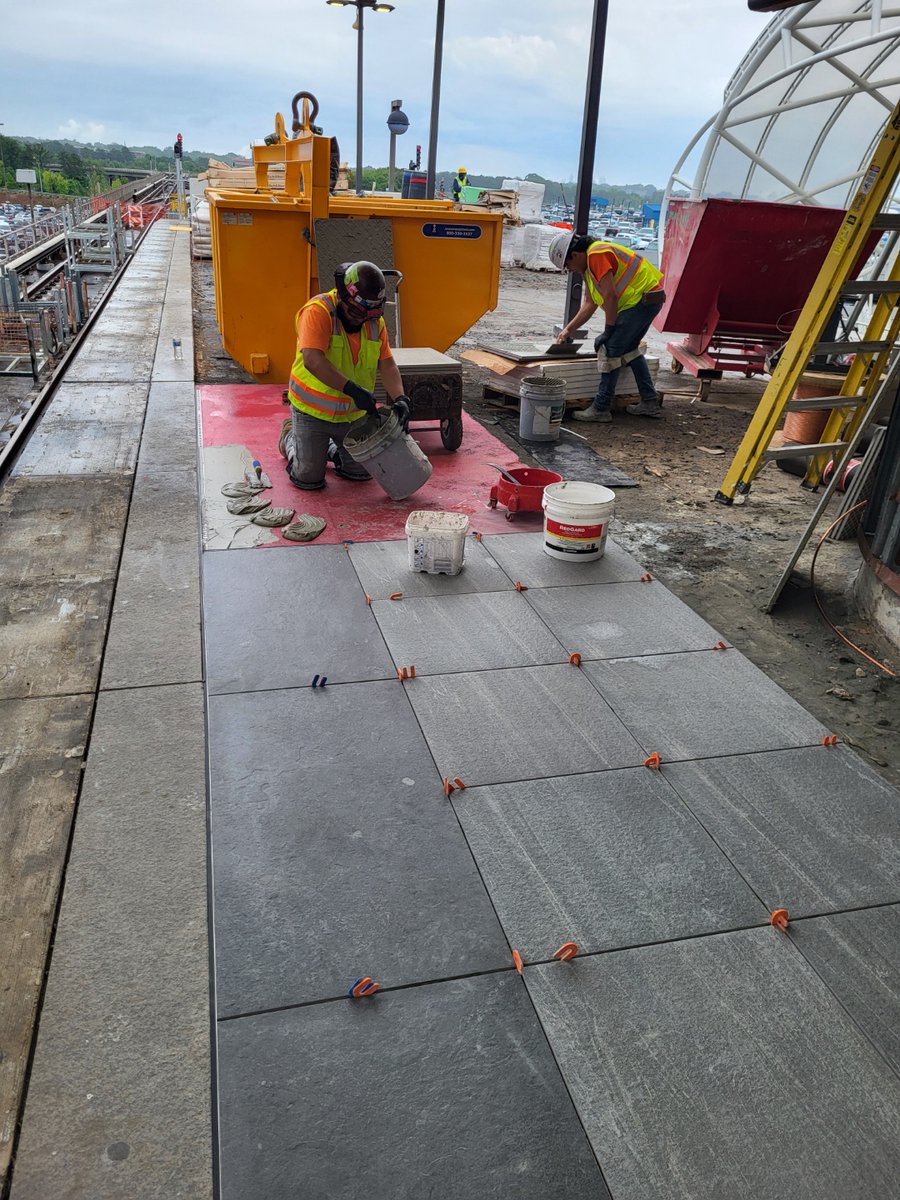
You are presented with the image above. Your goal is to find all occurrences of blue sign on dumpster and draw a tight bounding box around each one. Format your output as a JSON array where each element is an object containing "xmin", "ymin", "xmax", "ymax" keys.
[{"xmin": 422, "ymin": 223, "xmax": 482, "ymax": 240}]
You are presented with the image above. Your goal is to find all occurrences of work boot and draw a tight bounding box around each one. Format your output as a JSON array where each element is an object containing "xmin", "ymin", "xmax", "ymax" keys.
[
  {"xmin": 328, "ymin": 442, "xmax": 371, "ymax": 481},
  {"xmin": 625, "ymin": 395, "xmax": 663, "ymax": 419},
  {"xmin": 572, "ymin": 404, "xmax": 612, "ymax": 423},
  {"xmin": 278, "ymin": 417, "xmax": 293, "ymax": 459}
]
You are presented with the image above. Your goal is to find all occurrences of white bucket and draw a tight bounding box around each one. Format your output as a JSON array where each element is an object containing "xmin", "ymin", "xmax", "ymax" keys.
[
  {"xmin": 344, "ymin": 410, "xmax": 433, "ymax": 501},
  {"xmin": 519, "ymin": 376, "xmax": 566, "ymax": 442},
  {"xmin": 542, "ymin": 480, "xmax": 615, "ymax": 561},
  {"xmin": 406, "ymin": 511, "xmax": 468, "ymax": 575}
]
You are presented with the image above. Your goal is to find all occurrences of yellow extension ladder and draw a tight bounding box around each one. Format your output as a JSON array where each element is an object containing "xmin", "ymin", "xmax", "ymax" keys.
[{"xmin": 715, "ymin": 99, "xmax": 900, "ymax": 507}]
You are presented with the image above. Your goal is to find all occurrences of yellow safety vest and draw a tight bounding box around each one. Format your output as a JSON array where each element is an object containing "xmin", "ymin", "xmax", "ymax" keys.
[
  {"xmin": 288, "ymin": 289, "xmax": 384, "ymax": 423},
  {"xmin": 584, "ymin": 240, "xmax": 663, "ymax": 315}
]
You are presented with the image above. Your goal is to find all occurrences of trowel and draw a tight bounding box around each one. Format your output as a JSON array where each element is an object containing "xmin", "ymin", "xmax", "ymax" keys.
[{"xmin": 542, "ymin": 338, "xmax": 584, "ymax": 357}]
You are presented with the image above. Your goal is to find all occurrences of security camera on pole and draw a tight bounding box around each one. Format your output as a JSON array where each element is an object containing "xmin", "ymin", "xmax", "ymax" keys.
[{"xmin": 386, "ymin": 100, "xmax": 408, "ymax": 193}]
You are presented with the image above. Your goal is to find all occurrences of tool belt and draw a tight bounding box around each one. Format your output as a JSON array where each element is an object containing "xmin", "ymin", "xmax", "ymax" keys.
[{"xmin": 642, "ymin": 289, "xmax": 666, "ymax": 306}]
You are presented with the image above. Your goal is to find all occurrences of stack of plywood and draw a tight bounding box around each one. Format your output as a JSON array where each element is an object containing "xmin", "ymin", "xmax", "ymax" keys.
[
  {"xmin": 200, "ymin": 158, "xmax": 285, "ymax": 191},
  {"xmin": 455, "ymin": 190, "xmax": 520, "ymax": 224}
]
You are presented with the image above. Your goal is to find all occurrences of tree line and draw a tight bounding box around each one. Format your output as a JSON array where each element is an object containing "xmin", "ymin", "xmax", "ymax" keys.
[{"xmin": 0, "ymin": 135, "xmax": 211, "ymax": 196}]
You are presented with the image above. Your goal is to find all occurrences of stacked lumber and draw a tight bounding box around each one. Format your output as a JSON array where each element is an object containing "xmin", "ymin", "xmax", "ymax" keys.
[
  {"xmin": 200, "ymin": 158, "xmax": 285, "ymax": 191},
  {"xmin": 455, "ymin": 189, "xmax": 521, "ymax": 224}
]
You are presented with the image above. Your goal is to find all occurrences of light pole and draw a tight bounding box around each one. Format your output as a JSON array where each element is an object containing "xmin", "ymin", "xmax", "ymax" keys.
[
  {"xmin": 425, "ymin": 0, "xmax": 446, "ymax": 200},
  {"xmin": 326, "ymin": 0, "xmax": 396, "ymax": 195}
]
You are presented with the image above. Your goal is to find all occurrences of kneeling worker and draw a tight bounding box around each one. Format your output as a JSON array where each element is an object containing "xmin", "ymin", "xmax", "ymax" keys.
[
  {"xmin": 548, "ymin": 231, "xmax": 665, "ymax": 422},
  {"xmin": 281, "ymin": 261, "xmax": 411, "ymax": 490}
]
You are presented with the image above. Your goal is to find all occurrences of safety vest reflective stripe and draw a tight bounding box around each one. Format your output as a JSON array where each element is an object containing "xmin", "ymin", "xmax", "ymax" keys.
[
  {"xmin": 584, "ymin": 240, "xmax": 663, "ymax": 313},
  {"xmin": 289, "ymin": 290, "xmax": 384, "ymax": 424}
]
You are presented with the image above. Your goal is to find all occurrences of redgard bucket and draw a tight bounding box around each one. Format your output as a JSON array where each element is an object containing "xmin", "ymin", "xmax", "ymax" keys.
[{"xmin": 542, "ymin": 480, "xmax": 616, "ymax": 561}]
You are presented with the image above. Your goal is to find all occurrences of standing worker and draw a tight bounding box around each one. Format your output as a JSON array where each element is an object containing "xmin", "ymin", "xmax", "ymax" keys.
[
  {"xmin": 452, "ymin": 167, "xmax": 468, "ymax": 202},
  {"xmin": 549, "ymin": 231, "xmax": 665, "ymax": 421},
  {"xmin": 280, "ymin": 261, "xmax": 411, "ymax": 490}
]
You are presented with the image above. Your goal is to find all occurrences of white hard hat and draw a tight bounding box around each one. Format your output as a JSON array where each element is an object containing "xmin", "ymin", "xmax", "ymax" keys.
[{"xmin": 548, "ymin": 230, "xmax": 575, "ymax": 271}]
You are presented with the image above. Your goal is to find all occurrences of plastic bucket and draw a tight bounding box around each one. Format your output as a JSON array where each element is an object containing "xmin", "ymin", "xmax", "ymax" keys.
[
  {"xmin": 343, "ymin": 410, "xmax": 433, "ymax": 501},
  {"xmin": 519, "ymin": 376, "xmax": 565, "ymax": 442},
  {"xmin": 406, "ymin": 511, "xmax": 468, "ymax": 575},
  {"xmin": 542, "ymin": 480, "xmax": 615, "ymax": 561}
]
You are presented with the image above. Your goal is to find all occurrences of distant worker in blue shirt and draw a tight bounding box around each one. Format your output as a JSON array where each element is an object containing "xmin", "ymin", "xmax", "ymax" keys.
[
  {"xmin": 549, "ymin": 230, "xmax": 665, "ymax": 422},
  {"xmin": 452, "ymin": 167, "xmax": 468, "ymax": 202}
]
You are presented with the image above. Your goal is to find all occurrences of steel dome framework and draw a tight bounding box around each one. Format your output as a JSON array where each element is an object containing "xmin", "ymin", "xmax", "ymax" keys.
[{"xmin": 665, "ymin": 1, "xmax": 900, "ymax": 220}]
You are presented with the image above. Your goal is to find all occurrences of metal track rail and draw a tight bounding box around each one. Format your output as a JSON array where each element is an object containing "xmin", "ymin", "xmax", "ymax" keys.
[{"xmin": 0, "ymin": 213, "xmax": 166, "ymax": 483}]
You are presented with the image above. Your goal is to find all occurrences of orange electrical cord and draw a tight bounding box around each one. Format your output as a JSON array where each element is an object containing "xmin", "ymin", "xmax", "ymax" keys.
[{"xmin": 808, "ymin": 500, "xmax": 895, "ymax": 678}]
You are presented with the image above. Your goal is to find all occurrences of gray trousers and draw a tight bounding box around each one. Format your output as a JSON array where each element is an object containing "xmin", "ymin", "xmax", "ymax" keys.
[{"xmin": 287, "ymin": 408, "xmax": 370, "ymax": 485}]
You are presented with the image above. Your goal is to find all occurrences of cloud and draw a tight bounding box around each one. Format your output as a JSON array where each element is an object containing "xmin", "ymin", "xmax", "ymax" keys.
[
  {"xmin": 57, "ymin": 118, "xmax": 108, "ymax": 142},
  {"xmin": 0, "ymin": 0, "xmax": 771, "ymax": 185}
]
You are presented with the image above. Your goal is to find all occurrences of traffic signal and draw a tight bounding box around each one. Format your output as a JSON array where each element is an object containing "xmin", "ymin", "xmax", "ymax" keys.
[{"xmin": 174, "ymin": 133, "xmax": 183, "ymax": 159}]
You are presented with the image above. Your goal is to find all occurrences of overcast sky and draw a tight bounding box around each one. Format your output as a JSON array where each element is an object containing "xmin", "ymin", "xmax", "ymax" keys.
[{"xmin": 2, "ymin": 0, "xmax": 771, "ymax": 185}]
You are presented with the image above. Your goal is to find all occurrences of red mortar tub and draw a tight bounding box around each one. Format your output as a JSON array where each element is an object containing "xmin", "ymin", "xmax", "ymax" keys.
[{"xmin": 488, "ymin": 467, "xmax": 563, "ymax": 520}]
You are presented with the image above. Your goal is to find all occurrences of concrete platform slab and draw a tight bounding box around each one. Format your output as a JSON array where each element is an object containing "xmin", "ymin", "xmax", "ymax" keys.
[
  {"xmin": 791, "ymin": 906, "xmax": 900, "ymax": 1074},
  {"xmin": 524, "ymin": 580, "xmax": 728, "ymax": 660},
  {"xmin": 407, "ymin": 663, "xmax": 644, "ymax": 786},
  {"xmin": 484, "ymin": 532, "xmax": 647, "ymax": 587},
  {"xmin": 453, "ymin": 767, "xmax": 767, "ymax": 961},
  {"xmin": 349, "ymin": 537, "xmax": 513, "ymax": 599},
  {"xmin": 0, "ymin": 476, "xmax": 131, "ymax": 698},
  {"xmin": 30, "ymin": 381, "xmax": 148, "ymax": 424},
  {"xmin": 203, "ymin": 544, "xmax": 394, "ymax": 694},
  {"xmin": 526, "ymin": 929, "xmax": 900, "ymax": 1200},
  {"xmin": 137, "ymin": 382, "xmax": 199, "ymax": 472},
  {"xmin": 63, "ymin": 356, "xmax": 156, "ymax": 384},
  {"xmin": 209, "ymin": 681, "xmax": 509, "ymax": 1014},
  {"xmin": 216, "ymin": 973, "xmax": 608, "ymax": 1200},
  {"xmin": 11, "ymin": 417, "xmax": 145, "ymax": 477},
  {"xmin": 101, "ymin": 465, "xmax": 202, "ymax": 690},
  {"xmin": 663, "ymin": 746, "xmax": 900, "ymax": 914},
  {"xmin": 372, "ymin": 591, "xmax": 567, "ymax": 675},
  {"xmin": 584, "ymin": 650, "xmax": 829, "ymax": 760},
  {"xmin": 0, "ymin": 694, "xmax": 93, "ymax": 1188},
  {"xmin": 10, "ymin": 684, "xmax": 211, "ymax": 1200}
]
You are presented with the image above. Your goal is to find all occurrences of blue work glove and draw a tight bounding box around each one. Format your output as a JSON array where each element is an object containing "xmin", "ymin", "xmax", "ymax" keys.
[
  {"xmin": 391, "ymin": 396, "xmax": 411, "ymax": 433},
  {"xmin": 343, "ymin": 380, "xmax": 377, "ymax": 416},
  {"xmin": 594, "ymin": 326, "xmax": 617, "ymax": 353}
]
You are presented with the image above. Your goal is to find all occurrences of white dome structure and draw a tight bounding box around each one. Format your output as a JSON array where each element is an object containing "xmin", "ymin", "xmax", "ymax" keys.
[{"xmin": 664, "ymin": 1, "xmax": 900, "ymax": 236}]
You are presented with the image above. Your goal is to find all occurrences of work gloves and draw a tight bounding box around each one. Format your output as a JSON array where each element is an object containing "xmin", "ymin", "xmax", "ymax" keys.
[
  {"xmin": 391, "ymin": 397, "xmax": 411, "ymax": 433},
  {"xmin": 594, "ymin": 326, "xmax": 617, "ymax": 353},
  {"xmin": 343, "ymin": 380, "xmax": 378, "ymax": 416}
]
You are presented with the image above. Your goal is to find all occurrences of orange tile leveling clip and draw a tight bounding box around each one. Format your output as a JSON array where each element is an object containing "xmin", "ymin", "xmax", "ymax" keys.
[
  {"xmin": 553, "ymin": 942, "xmax": 579, "ymax": 962},
  {"xmin": 770, "ymin": 909, "xmax": 789, "ymax": 932},
  {"xmin": 512, "ymin": 950, "xmax": 524, "ymax": 974},
  {"xmin": 348, "ymin": 976, "xmax": 380, "ymax": 998},
  {"xmin": 568, "ymin": 652, "xmax": 582, "ymax": 667},
  {"xmin": 643, "ymin": 752, "xmax": 661, "ymax": 769}
]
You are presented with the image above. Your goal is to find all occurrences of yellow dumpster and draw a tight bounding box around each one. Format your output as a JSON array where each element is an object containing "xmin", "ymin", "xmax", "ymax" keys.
[{"xmin": 206, "ymin": 97, "xmax": 503, "ymax": 384}]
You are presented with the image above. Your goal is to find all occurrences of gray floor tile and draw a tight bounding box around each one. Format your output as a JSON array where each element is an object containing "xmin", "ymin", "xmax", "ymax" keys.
[
  {"xmin": 525, "ymin": 581, "xmax": 727, "ymax": 660},
  {"xmin": 217, "ymin": 973, "xmax": 608, "ymax": 1200},
  {"xmin": 792, "ymin": 906, "xmax": 900, "ymax": 1075},
  {"xmin": 584, "ymin": 651, "xmax": 828, "ymax": 760},
  {"xmin": 349, "ymin": 537, "xmax": 513, "ymax": 599},
  {"xmin": 101, "ymin": 467, "xmax": 201, "ymax": 690},
  {"xmin": 526, "ymin": 928, "xmax": 900, "ymax": 1200},
  {"xmin": 407, "ymin": 664, "xmax": 644, "ymax": 786},
  {"xmin": 203, "ymin": 545, "xmax": 394, "ymax": 694},
  {"xmin": 372, "ymin": 591, "xmax": 566, "ymax": 675},
  {"xmin": 664, "ymin": 747, "xmax": 900, "ymax": 914},
  {"xmin": 453, "ymin": 768, "xmax": 767, "ymax": 960},
  {"xmin": 209, "ymin": 681, "xmax": 510, "ymax": 1015},
  {"xmin": 484, "ymin": 532, "xmax": 647, "ymax": 586}
]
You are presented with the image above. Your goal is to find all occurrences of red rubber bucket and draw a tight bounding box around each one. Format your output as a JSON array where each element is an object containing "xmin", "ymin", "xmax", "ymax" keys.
[{"xmin": 489, "ymin": 467, "xmax": 563, "ymax": 519}]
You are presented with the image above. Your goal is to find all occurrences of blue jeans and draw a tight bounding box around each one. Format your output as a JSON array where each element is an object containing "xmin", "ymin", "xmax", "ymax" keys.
[{"xmin": 594, "ymin": 296, "xmax": 664, "ymax": 410}]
